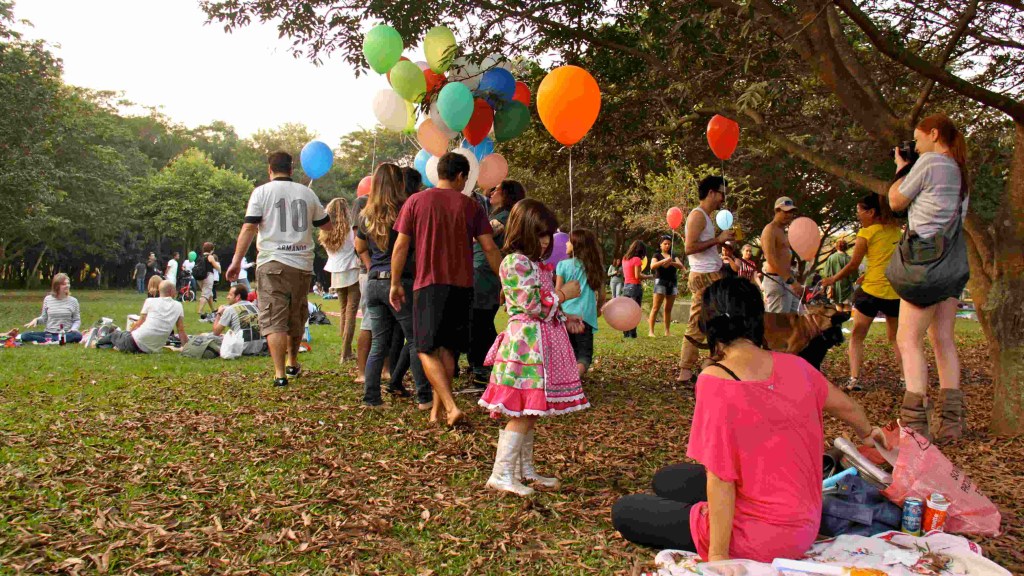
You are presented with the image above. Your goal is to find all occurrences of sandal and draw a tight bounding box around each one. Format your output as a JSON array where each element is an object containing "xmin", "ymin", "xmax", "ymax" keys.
[{"xmin": 843, "ymin": 377, "xmax": 863, "ymax": 392}]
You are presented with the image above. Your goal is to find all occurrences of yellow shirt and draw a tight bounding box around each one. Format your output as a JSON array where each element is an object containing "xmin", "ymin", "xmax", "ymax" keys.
[{"xmin": 856, "ymin": 223, "xmax": 901, "ymax": 300}]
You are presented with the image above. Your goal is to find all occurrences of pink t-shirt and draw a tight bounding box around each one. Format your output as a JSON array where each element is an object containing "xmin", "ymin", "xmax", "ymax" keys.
[
  {"xmin": 686, "ymin": 352, "xmax": 829, "ymax": 562},
  {"xmin": 622, "ymin": 256, "xmax": 643, "ymax": 285}
]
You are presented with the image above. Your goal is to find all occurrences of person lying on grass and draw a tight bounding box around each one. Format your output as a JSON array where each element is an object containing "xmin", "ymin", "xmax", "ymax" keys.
[
  {"xmin": 612, "ymin": 276, "xmax": 888, "ymax": 565},
  {"xmin": 100, "ymin": 280, "xmax": 188, "ymax": 354}
]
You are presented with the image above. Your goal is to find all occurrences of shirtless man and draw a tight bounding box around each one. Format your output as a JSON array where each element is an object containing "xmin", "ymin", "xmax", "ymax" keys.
[{"xmin": 760, "ymin": 196, "xmax": 802, "ymax": 313}]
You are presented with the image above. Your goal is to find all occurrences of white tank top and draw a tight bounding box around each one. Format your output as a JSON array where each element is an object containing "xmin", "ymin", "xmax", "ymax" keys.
[{"xmin": 687, "ymin": 207, "xmax": 722, "ymax": 273}]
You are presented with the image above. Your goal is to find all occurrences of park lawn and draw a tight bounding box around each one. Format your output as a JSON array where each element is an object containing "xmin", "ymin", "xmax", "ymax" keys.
[{"xmin": 0, "ymin": 290, "xmax": 1020, "ymax": 575}]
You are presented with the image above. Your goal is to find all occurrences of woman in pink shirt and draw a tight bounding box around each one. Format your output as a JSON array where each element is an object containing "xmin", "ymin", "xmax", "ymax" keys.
[
  {"xmin": 612, "ymin": 277, "xmax": 887, "ymax": 563},
  {"xmin": 620, "ymin": 240, "xmax": 651, "ymax": 339}
]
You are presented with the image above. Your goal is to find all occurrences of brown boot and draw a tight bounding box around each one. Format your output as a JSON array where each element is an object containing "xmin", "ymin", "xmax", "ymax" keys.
[
  {"xmin": 900, "ymin": 391, "xmax": 931, "ymax": 439},
  {"xmin": 930, "ymin": 388, "xmax": 964, "ymax": 445}
]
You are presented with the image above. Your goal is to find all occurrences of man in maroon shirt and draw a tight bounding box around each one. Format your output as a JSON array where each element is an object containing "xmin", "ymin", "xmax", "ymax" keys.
[{"xmin": 390, "ymin": 152, "xmax": 503, "ymax": 427}]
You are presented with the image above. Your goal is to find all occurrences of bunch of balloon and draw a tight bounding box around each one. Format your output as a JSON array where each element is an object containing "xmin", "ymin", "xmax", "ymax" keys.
[{"xmin": 537, "ymin": 65, "xmax": 601, "ymax": 231}]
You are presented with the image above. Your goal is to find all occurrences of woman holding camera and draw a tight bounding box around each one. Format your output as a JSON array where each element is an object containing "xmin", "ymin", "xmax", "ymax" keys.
[{"xmin": 888, "ymin": 114, "xmax": 970, "ymax": 444}]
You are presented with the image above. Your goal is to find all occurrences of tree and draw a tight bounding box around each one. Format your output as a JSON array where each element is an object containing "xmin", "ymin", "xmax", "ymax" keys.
[{"xmin": 202, "ymin": 0, "xmax": 1024, "ymax": 435}]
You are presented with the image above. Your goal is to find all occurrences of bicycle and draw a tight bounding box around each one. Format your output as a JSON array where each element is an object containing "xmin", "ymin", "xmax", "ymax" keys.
[{"xmin": 177, "ymin": 273, "xmax": 196, "ymax": 302}]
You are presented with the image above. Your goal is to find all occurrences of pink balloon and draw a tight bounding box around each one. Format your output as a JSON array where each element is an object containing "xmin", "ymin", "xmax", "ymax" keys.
[
  {"xmin": 602, "ymin": 296, "xmax": 642, "ymax": 332},
  {"xmin": 477, "ymin": 153, "xmax": 508, "ymax": 189},
  {"xmin": 417, "ymin": 118, "xmax": 450, "ymax": 157},
  {"xmin": 666, "ymin": 207, "xmax": 683, "ymax": 230},
  {"xmin": 788, "ymin": 217, "xmax": 822, "ymax": 261},
  {"xmin": 357, "ymin": 175, "xmax": 372, "ymax": 197}
]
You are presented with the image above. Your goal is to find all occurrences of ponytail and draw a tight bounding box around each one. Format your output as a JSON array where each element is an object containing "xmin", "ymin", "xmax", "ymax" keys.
[{"xmin": 917, "ymin": 113, "xmax": 969, "ymax": 199}]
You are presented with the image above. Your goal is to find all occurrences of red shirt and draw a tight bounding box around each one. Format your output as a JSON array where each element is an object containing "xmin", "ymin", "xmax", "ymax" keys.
[
  {"xmin": 622, "ymin": 256, "xmax": 643, "ymax": 285},
  {"xmin": 394, "ymin": 187, "xmax": 492, "ymax": 290},
  {"xmin": 686, "ymin": 353, "xmax": 829, "ymax": 562}
]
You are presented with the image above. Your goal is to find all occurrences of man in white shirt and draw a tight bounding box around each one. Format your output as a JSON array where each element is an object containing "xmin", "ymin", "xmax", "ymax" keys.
[
  {"xmin": 165, "ymin": 252, "xmax": 179, "ymax": 289},
  {"xmin": 226, "ymin": 151, "xmax": 333, "ymax": 387},
  {"xmin": 233, "ymin": 255, "xmax": 256, "ymax": 291},
  {"xmin": 111, "ymin": 280, "xmax": 188, "ymax": 353}
]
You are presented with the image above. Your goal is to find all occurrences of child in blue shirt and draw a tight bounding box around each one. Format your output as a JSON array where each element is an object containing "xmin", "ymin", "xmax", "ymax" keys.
[{"xmin": 556, "ymin": 229, "xmax": 607, "ymax": 376}]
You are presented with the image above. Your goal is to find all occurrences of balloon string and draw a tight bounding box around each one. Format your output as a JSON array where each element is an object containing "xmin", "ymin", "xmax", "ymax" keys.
[
  {"xmin": 569, "ymin": 146, "xmax": 574, "ymax": 232},
  {"xmin": 371, "ymin": 131, "xmax": 378, "ymax": 170}
]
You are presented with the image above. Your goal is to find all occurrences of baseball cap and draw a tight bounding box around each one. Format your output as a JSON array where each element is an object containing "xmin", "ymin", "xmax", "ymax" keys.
[{"xmin": 774, "ymin": 197, "xmax": 797, "ymax": 212}]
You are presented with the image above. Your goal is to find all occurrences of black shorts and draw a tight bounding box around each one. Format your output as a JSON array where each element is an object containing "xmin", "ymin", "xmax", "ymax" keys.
[
  {"xmin": 853, "ymin": 288, "xmax": 900, "ymax": 319},
  {"xmin": 413, "ymin": 285, "xmax": 473, "ymax": 354},
  {"xmin": 567, "ymin": 325, "xmax": 595, "ymax": 369}
]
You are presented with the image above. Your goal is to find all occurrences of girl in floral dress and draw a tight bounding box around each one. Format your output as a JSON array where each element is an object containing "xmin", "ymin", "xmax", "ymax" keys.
[{"xmin": 478, "ymin": 199, "xmax": 591, "ymax": 496}]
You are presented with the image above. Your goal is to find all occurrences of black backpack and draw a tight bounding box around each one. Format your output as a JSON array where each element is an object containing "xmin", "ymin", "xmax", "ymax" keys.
[{"xmin": 192, "ymin": 254, "xmax": 210, "ymax": 281}]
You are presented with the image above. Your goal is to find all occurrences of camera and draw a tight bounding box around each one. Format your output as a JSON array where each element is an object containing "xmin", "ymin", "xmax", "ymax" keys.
[{"xmin": 896, "ymin": 140, "xmax": 918, "ymax": 165}]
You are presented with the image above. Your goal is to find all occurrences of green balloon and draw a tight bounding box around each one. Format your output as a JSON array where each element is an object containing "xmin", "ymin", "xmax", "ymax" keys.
[
  {"xmin": 390, "ymin": 59, "xmax": 427, "ymax": 103},
  {"xmin": 188, "ymin": 251, "xmax": 197, "ymax": 262},
  {"xmin": 423, "ymin": 26, "xmax": 456, "ymax": 73},
  {"xmin": 494, "ymin": 101, "xmax": 531, "ymax": 142},
  {"xmin": 437, "ymin": 82, "xmax": 474, "ymax": 132},
  {"xmin": 363, "ymin": 25, "xmax": 403, "ymax": 74}
]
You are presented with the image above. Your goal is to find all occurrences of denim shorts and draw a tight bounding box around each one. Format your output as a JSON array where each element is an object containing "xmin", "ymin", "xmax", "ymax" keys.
[{"xmin": 653, "ymin": 283, "xmax": 678, "ymax": 296}]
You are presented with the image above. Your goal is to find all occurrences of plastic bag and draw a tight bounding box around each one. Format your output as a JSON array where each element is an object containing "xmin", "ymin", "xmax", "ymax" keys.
[
  {"xmin": 220, "ymin": 329, "xmax": 244, "ymax": 359},
  {"xmin": 882, "ymin": 425, "xmax": 1001, "ymax": 536}
]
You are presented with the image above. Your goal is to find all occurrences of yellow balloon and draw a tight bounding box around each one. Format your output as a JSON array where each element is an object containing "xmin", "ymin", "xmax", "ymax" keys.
[{"xmin": 641, "ymin": 256, "xmax": 648, "ymax": 271}]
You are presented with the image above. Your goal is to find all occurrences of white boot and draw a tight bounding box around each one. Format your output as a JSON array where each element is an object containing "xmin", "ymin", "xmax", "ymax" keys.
[
  {"xmin": 486, "ymin": 430, "xmax": 534, "ymax": 496},
  {"xmin": 521, "ymin": 429, "xmax": 560, "ymax": 490}
]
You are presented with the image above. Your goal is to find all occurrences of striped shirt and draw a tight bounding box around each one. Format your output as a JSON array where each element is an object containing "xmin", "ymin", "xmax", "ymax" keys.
[
  {"xmin": 899, "ymin": 153, "xmax": 968, "ymax": 239},
  {"xmin": 36, "ymin": 295, "xmax": 81, "ymax": 332}
]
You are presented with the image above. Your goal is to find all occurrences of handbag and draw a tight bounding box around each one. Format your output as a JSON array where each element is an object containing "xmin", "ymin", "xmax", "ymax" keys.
[{"xmin": 885, "ymin": 193, "xmax": 970, "ymax": 308}]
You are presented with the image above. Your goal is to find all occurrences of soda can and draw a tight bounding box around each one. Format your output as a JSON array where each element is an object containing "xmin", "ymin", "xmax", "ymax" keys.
[
  {"xmin": 902, "ymin": 497, "xmax": 925, "ymax": 536},
  {"xmin": 923, "ymin": 493, "xmax": 950, "ymax": 533}
]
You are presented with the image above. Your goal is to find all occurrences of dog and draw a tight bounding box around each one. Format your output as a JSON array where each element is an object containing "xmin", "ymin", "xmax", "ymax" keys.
[{"xmin": 688, "ymin": 305, "xmax": 850, "ymax": 370}]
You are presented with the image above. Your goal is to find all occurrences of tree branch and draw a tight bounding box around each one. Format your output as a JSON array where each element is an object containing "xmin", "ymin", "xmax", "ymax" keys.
[
  {"xmin": 825, "ymin": 4, "xmax": 893, "ymax": 117},
  {"xmin": 907, "ymin": 0, "xmax": 979, "ymax": 127},
  {"xmin": 833, "ymin": 0, "xmax": 1024, "ymax": 122}
]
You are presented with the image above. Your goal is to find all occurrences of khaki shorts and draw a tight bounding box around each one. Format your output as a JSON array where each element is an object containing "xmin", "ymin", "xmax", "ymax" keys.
[{"xmin": 256, "ymin": 261, "xmax": 312, "ymax": 337}]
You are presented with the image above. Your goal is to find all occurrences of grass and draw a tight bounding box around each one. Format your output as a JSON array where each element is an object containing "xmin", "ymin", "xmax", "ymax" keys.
[{"xmin": 0, "ymin": 289, "xmax": 1019, "ymax": 575}]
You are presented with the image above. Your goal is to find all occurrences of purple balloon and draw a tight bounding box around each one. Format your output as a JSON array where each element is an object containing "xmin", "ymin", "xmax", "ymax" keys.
[{"xmin": 544, "ymin": 231, "xmax": 570, "ymax": 266}]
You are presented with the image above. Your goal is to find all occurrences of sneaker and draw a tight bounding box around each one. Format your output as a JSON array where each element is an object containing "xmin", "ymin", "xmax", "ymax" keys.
[
  {"xmin": 285, "ymin": 365, "xmax": 301, "ymax": 378},
  {"xmin": 273, "ymin": 377, "xmax": 288, "ymax": 387}
]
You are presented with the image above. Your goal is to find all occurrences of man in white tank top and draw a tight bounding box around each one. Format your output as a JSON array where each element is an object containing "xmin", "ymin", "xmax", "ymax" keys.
[{"xmin": 677, "ymin": 176, "xmax": 734, "ymax": 384}]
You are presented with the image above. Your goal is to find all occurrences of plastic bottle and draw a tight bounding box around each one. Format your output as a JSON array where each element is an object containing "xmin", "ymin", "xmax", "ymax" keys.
[{"xmin": 59, "ymin": 324, "xmax": 66, "ymax": 346}]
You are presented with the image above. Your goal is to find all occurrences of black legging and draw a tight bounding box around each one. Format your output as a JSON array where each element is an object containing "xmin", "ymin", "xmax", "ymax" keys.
[
  {"xmin": 622, "ymin": 283, "xmax": 644, "ymax": 338},
  {"xmin": 611, "ymin": 463, "xmax": 707, "ymax": 551},
  {"xmin": 469, "ymin": 306, "xmax": 499, "ymax": 381}
]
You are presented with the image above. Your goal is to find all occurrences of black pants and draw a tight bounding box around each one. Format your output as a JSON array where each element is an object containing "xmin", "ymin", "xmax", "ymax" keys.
[
  {"xmin": 611, "ymin": 463, "xmax": 706, "ymax": 552},
  {"xmin": 469, "ymin": 305, "xmax": 499, "ymax": 381},
  {"xmin": 622, "ymin": 284, "xmax": 643, "ymax": 338}
]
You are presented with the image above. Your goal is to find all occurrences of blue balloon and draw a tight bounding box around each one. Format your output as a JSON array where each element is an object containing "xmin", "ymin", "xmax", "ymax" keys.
[
  {"xmin": 460, "ymin": 136, "xmax": 494, "ymax": 162},
  {"xmin": 477, "ymin": 68, "xmax": 515, "ymax": 108},
  {"xmin": 414, "ymin": 149, "xmax": 434, "ymax": 188},
  {"xmin": 300, "ymin": 140, "xmax": 333, "ymax": 180}
]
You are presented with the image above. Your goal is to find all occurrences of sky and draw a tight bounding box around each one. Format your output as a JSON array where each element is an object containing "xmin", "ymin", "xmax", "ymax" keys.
[{"xmin": 14, "ymin": 0, "xmax": 404, "ymax": 145}]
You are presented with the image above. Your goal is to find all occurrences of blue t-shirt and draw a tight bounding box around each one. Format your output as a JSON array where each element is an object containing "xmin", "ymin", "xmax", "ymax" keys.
[{"xmin": 556, "ymin": 258, "xmax": 599, "ymax": 331}]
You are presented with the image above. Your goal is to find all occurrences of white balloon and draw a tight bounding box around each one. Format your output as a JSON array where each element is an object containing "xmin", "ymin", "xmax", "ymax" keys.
[
  {"xmin": 372, "ymin": 89, "xmax": 408, "ymax": 131},
  {"xmin": 481, "ymin": 53, "xmax": 513, "ymax": 73},
  {"xmin": 450, "ymin": 56, "xmax": 482, "ymax": 91},
  {"xmin": 429, "ymin": 101, "xmax": 458, "ymax": 139},
  {"xmin": 453, "ymin": 146, "xmax": 480, "ymax": 196},
  {"xmin": 415, "ymin": 60, "xmax": 430, "ymax": 71},
  {"xmin": 426, "ymin": 155, "xmax": 440, "ymax": 187}
]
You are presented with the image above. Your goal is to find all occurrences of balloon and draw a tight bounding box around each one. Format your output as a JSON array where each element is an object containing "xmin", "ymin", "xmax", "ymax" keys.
[
  {"xmin": 426, "ymin": 155, "xmax": 440, "ymax": 187},
  {"xmin": 450, "ymin": 57, "xmax": 482, "ymax": 90},
  {"xmin": 459, "ymin": 136, "xmax": 494, "ymax": 162},
  {"xmin": 300, "ymin": 140, "xmax": 333, "ymax": 180},
  {"xmin": 423, "ymin": 26, "xmax": 456, "ymax": 73},
  {"xmin": 429, "ymin": 101, "xmax": 458, "ymax": 139},
  {"xmin": 477, "ymin": 67, "xmax": 515, "ymax": 108},
  {"xmin": 385, "ymin": 55, "xmax": 410, "ymax": 83},
  {"xmin": 452, "ymin": 147, "xmax": 480, "ymax": 196},
  {"xmin": 493, "ymin": 101, "xmax": 530, "ymax": 142},
  {"xmin": 414, "ymin": 149, "xmax": 434, "ymax": 188},
  {"xmin": 462, "ymin": 98, "xmax": 493, "ymax": 146},
  {"xmin": 481, "ymin": 53, "xmax": 513, "ymax": 73},
  {"xmin": 544, "ymin": 231, "xmax": 569, "ymax": 266},
  {"xmin": 437, "ymin": 82, "xmax": 474, "ymax": 132},
  {"xmin": 789, "ymin": 217, "xmax": 822, "ymax": 261},
  {"xmin": 707, "ymin": 115, "xmax": 740, "ymax": 161},
  {"xmin": 537, "ymin": 65, "xmax": 601, "ymax": 146},
  {"xmin": 512, "ymin": 81, "xmax": 531, "ymax": 106},
  {"xmin": 372, "ymin": 89, "xmax": 408, "ymax": 131},
  {"xmin": 477, "ymin": 153, "xmax": 508, "ymax": 189},
  {"xmin": 363, "ymin": 25, "xmax": 403, "ymax": 74},
  {"xmin": 188, "ymin": 251, "xmax": 197, "ymax": 262},
  {"xmin": 667, "ymin": 207, "xmax": 684, "ymax": 230},
  {"xmin": 389, "ymin": 59, "xmax": 427, "ymax": 102},
  {"xmin": 715, "ymin": 209, "xmax": 734, "ymax": 230},
  {"xmin": 641, "ymin": 256, "xmax": 648, "ymax": 271},
  {"xmin": 602, "ymin": 296, "xmax": 642, "ymax": 332},
  {"xmin": 417, "ymin": 118, "xmax": 451, "ymax": 157},
  {"xmin": 357, "ymin": 175, "xmax": 372, "ymax": 197}
]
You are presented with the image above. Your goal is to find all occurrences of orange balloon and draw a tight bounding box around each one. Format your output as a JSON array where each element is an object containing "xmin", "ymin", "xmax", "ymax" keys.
[
  {"xmin": 537, "ymin": 65, "xmax": 601, "ymax": 146},
  {"xmin": 417, "ymin": 118, "xmax": 450, "ymax": 157},
  {"xmin": 478, "ymin": 153, "xmax": 508, "ymax": 189},
  {"xmin": 666, "ymin": 207, "xmax": 684, "ymax": 230},
  {"xmin": 707, "ymin": 115, "xmax": 740, "ymax": 160},
  {"xmin": 357, "ymin": 175, "xmax": 372, "ymax": 197}
]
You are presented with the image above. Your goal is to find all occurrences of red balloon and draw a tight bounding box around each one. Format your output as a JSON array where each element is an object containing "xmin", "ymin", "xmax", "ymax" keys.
[
  {"xmin": 512, "ymin": 81, "xmax": 531, "ymax": 106},
  {"xmin": 666, "ymin": 207, "xmax": 684, "ymax": 230},
  {"xmin": 462, "ymin": 98, "xmax": 494, "ymax": 146},
  {"xmin": 357, "ymin": 175, "xmax": 372, "ymax": 197},
  {"xmin": 386, "ymin": 56, "xmax": 411, "ymax": 83},
  {"xmin": 707, "ymin": 114, "xmax": 740, "ymax": 161},
  {"xmin": 424, "ymin": 69, "xmax": 445, "ymax": 98}
]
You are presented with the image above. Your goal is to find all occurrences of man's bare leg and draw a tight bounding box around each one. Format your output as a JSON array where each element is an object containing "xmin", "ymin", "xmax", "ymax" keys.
[
  {"xmin": 419, "ymin": 349, "xmax": 464, "ymax": 426},
  {"xmin": 266, "ymin": 333, "xmax": 289, "ymax": 379},
  {"xmin": 354, "ymin": 329, "xmax": 371, "ymax": 383},
  {"xmin": 288, "ymin": 334, "xmax": 302, "ymax": 370}
]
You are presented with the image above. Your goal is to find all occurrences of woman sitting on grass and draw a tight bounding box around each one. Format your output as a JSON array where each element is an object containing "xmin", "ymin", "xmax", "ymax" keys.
[
  {"xmin": 612, "ymin": 276, "xmax": 887, "ymax": 563},
  {"xmin": 21, "ymin": 273, "xmax": 82, "ymax": 344}
]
